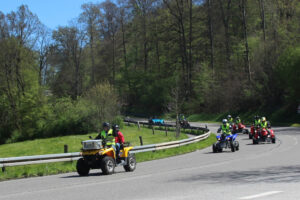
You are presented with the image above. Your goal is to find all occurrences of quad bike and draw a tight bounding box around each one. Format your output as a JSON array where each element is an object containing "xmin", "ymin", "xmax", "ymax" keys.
[
  {"xmin": 76, "ymin": 139, "xmax": 136, "ymax": 176},
  {"xmin": 179, "ymin": 118, "xmax": 190, "ymax": 128},
  {"xmin": 232, "ymin": 122, "xmax": 249, "ymax": 134},
  {"xmin": 252, "ymin": 126, "xmax": 276, "ymax": 144},
  {"xmin": 249, "ymin": 124, "xmax": 259, "ymax": 139},
  {"xmin": 212, "ymin": 132, "xmax": 239, "ymax": 153}
]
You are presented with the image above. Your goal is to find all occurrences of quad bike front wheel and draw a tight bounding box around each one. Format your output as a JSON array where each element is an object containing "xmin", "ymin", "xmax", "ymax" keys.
[
  {"xmin": 101, "ymin": 156, "xmax": 115, "ymax": 175},
  {"xmin": 76, "ymin": 158, "xmax": 90, "ymax": 176},
  {"xmin": 230, "ymin": 141, "xmax": 235, "ymax": 152},
  {"xmin": 124, "ymin": 153, "xmax": 136, "ymax": 172},
  {"xmin": 212, "ymin": 143, "xmax": 217, "ymax": 153},
  {"xmin": 253, "ymin": 139, "xmax": 258, "ymax": 144},
  {"xmin": 249, "ymin": 133, "xmax": 253, "ymax": 139},
  {"xmin": 235, "ymin": 141, "xmax": 239, "ymax": 151},
  {"xmin": 272, "ymin": 137, "xmax": 276, "ymax": 143}
]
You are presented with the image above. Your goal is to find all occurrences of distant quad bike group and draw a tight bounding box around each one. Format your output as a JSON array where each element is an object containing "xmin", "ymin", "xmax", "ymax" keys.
[
  {"xmin": 212, "ymin": 115, "xmax": 276, "ymax": 153},
  {"xmin": 76, "ymin": 139, "xmax": 136, "ymax": 176}
]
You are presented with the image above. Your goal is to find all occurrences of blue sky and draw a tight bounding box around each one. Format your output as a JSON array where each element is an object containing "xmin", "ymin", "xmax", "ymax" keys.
[{"xmin": 1, "ymin": 0, "xmax": 104, "ymax": 29}]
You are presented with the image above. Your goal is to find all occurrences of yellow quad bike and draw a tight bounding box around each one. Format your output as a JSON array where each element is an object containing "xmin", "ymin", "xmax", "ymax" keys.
[{"xmin": 76, "ymin": 139, "xmax": 136, "ymax": 176}]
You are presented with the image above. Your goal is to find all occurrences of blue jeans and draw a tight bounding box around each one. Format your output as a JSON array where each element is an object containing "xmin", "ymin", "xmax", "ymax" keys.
[{"xmin": 115, "ymin": 143, "xmax": 121, "ymax": 158}]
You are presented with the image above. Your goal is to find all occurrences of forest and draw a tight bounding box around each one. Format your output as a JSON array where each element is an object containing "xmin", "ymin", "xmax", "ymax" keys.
[{"xmin": 0, "ymin": 0, "xmax": 299, "ymax": 143}]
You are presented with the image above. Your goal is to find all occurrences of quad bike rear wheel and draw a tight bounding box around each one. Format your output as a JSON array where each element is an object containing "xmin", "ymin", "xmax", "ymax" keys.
[{"xmin": 272, "ymin": 137, "xmax": 276, "ymax": 143}]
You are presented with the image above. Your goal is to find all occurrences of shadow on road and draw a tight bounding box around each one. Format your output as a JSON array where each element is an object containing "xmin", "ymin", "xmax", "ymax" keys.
[
  {"xmin": 60, "ymin": 171, "xmax": 126, "ymax": 179},
  {"xmin": 171, "ymin": 165, "xmax": 300, "ymax": 184}
]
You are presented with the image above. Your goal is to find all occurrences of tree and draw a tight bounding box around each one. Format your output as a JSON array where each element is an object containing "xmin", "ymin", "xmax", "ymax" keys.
[
  {"xmin": 52, "ymin": 26, "xmax": 86, "ymax": 99},
  {"xmin": 99, "ymin": 0, "xmax": 120, "ymax": 84},
  {"xmin": 79, "ymin": 3, "xmax": 101, "ymax": 85}
]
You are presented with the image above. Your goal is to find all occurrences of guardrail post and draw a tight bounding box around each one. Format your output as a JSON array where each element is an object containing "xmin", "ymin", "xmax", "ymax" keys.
[
  {"xmin": 2, "ymin": 167, "xmax": 5, "ymax": 172},
  {"xmin": 139, "ymin": 136, "xmax": 143, "ymax": 146},
  {"xmin": 64, "ymin": 145, "xmax": 68, "ymax": 153},
  {"xmin": 152, "ymin": 126, "xmax": 155, "ymax": 135},
  {"xmin": 137, "ymin": 121, "xmax": 140, "ymax": 130},
  {"xmin": 165, "ymin": 126, "xmax": 168, "ymax": 136}
]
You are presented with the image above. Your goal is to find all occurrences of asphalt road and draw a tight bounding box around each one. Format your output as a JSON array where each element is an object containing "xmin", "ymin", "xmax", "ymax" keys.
[{"xmin": 1, "ymin": 123, "xmax": 300, "ymax": 200}]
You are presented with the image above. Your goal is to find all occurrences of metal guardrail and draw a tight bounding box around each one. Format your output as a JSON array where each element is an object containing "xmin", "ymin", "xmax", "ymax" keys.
[
  {"xmin": 124, "ymin": 119, "xmax": 209, "ymax": 132},
  {"xmin": 0, "ymin": 121, "xmax": 210, "ymax": 169}
]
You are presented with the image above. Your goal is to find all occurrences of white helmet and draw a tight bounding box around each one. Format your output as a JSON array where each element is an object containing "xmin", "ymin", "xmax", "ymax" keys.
[{"xmin": 222, "ymin": 119, "xmax": 228, "ymax": 124}]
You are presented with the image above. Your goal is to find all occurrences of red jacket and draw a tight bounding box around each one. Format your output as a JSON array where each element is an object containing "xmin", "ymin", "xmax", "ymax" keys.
[{"xmin": 115, "ymin": 131, "xmax": 125, "ymax": 144}]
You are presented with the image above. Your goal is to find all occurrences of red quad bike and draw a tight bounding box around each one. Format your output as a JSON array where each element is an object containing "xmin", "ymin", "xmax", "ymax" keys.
[
  {"xmin": 252, "ymin": 126, "xmax": 276, "ymax": 144},
  {"xmin": 232, "ymin": 123, "xmax": 249, "ymax": 135},
  {"xmin": 249, "ymin": 125, "xmax": 257, "ymax": 139}
]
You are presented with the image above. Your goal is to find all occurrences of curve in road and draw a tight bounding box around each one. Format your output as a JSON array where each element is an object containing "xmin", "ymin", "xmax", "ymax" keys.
[{"xmin": 0, "ymin": 124, "xmax": 299, "ymax": 200}]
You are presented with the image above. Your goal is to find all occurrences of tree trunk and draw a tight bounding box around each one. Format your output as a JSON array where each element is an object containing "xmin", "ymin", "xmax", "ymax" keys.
[
  {"xmin": 188, "ymin": 0, "xmax": 193, "ymax": 93},
  {"xmin": 258, "ymin": 0, "xmax": 266, "ymax": 41},
  {"xmin": 218, "ymin": 0, "xmax": 231, "ymax": 68},
  {"xmin": 240, "ymin": 0, "xmax": 251, "ymax": 81},
  {"xmin": 208, "ymin": 0, "xmax": 214, "ymax": 78}
]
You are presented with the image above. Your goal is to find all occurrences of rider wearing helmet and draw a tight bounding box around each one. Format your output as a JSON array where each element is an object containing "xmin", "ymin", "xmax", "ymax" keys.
[
  {"xmin": 218, "ymin": 119, "xmax": 232, "ymax": 135},
  {"xmin": 96, "ymin": 122, "xmax": 115, "ymax": 147},
  {"xmin": 113, "ymin": 124, "xmax": 125, "ymax": 163},
  {"xmin": 260, "ymin": 117, "xmax": 268, "ymax": 129},
  {"xmin": 235, "ymin": 116, "xmax": 241, "ymax": 124},
  {"xmin": 227, "ymin": 115, "xmax": 234, "ymax": 125},
  {"xmin": 254, "ymin": 115, "xmax": 261, "ymax": 128}
]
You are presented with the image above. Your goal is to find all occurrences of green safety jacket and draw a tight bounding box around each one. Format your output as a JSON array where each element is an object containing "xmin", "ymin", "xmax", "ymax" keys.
[
  {"xmin": 236, "ymin": 119, "xmax": 241, "ymax": 124},
  {"xmin": 260, "ymin": 121, "xmax": 268, "ymax": 129},
  {"xmin": 228, "ymin": 118, "xmax": 233, "ymax": 124},
  {"xmin": 221, "ymin": 123, "xmax": 231, "ymax": 134},
  {"xmin": 254, "ymin": 119, "xmax": 261, "ymax": 127},
  {"xmin": 100, "ymin": 129, "xmax": 115, "ymax": 146}
]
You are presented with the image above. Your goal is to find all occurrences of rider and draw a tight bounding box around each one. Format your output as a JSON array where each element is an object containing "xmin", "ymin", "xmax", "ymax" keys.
[
  {"xmin": 227, "ymin": 115, "xmax": 234, "ymax": 125},
  {"xmin": 260, "ymin": 117, "xmax": 270, "ymax": 129},
  {"xmin": 96, "ymin": 122, "xmax": 115, "ymax": 148},
  {"xmin": 254, "ymin": 115, "xmax": 261, "ymax": 128},
  {"xmin": 218, "ymin": 119, "xmax": 232, "ymax": 135},
  {"xmin": 235, "ymin": 116, "xmax": 241, "ymax": 124},
  {"xmin": 113, "ymin": 124, "xmax": 125, "ymax": 163}
]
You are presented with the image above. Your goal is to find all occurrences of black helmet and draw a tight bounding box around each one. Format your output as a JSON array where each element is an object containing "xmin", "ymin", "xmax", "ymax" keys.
[
  {"xmin": 113, "ymin": 124, "xmax": 119, "ymax": 131},
  {"xmin": 254, "ymin": 115, "xmax": 260, "ymax": 120},
  {"xmin": 102, "ymin": 122, "xmax": 110, "ymax": 128}
]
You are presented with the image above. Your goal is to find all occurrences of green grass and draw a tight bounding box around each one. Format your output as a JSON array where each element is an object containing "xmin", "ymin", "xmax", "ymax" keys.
[
  {"xmin": 0, "ymin": 128, "xmax": 214, "ymax": 181},
  {"xmin": 0, "ymin": 125, "xmax": 187, "ymax": 158},
  {"xmin": 291, "ymin": 123, "xmax": 300, "ymax": 127}
]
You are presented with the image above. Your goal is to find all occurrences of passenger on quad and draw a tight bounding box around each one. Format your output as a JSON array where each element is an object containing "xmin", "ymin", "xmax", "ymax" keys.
[
  {"xmin": 96, "ymin": 122, "xmax": 116, "ymax": 149},
  {"xmin": 218, "ymin": 119, "xmax": 232, "ymax": 135},
  {"xmin": 113, "ymin": 124, "xmax": 125, "ymax": 163}
]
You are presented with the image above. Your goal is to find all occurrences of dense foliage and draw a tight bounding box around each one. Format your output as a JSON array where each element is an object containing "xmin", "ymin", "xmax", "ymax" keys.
[{"xmin": 0, "ymin": 1, "xmax": 300, "ymax": 143}]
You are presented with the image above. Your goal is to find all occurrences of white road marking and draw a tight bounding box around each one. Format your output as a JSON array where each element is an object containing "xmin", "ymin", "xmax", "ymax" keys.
[{"xmin": 239, "ymin": 191, "xmax": 283, "ymax": 199}]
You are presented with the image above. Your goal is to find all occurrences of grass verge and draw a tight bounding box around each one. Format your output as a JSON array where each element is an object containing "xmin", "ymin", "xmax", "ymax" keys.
[
  {"xmin": 0, "ymin": 125, "xmax": 187, "ymax": 158},
  {"xmin": 0, "ymin": 134, "xmax": 215, "ymax": 181}
]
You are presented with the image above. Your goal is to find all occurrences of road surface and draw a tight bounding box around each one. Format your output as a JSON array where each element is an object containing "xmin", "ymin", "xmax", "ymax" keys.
[{"xmin": 0, "ymin": 123, "xmax": 299, "ymax": 200}]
